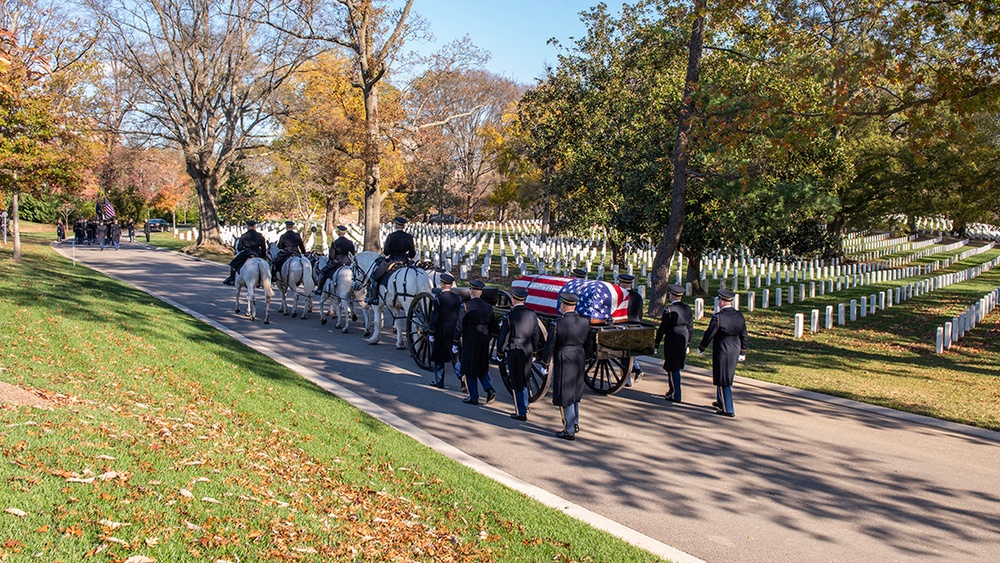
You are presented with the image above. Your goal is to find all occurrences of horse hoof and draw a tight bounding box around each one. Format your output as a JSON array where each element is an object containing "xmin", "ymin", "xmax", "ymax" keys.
[
  {"xmin": 395, "ymin": 345, "xmax": 406, "ymax": 350},
  {"xmin": 264, "ymin": 320, "xmax": 270, "ymax": 325},
  {"xmin": 352, "ymin": 313, "xmax": 358, "ymax": 322},
  {"xmin": 367, "ymin": 340, "xmax": 378, "ymax": 345},
  {"xmin": 292, "ymin": 312, "xmax": 298, "ymax": 318},
  {"xmin": 321, "ymin": 318, "xmax": 328, "ymax": 325}
]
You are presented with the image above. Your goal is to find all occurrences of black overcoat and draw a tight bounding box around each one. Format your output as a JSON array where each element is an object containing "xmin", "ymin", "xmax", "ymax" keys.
[
  {"xmin": 429, "ymin": 290, "xmax": 462, "ymax": 364},
  {"xmin": 626, "ymin": 289, "xmax": 643, "ymax": 323},
  {"xmin": 383, "ymin": 230, "xmax": 416, "ymax": 262},
  {"xmin": 542, "ymin": 311, "xmax": 590, "ymax": 407},
  {"xmin": 698, "ymin": 306, "xmax": 749, "ymax": 387},
  {"xmin": 656, "ymin": 300, "xmax": 694, "ymax": 372},
  {"xmin": 497, "ymin": 304, "xmax": 543, "ymax": 389},
  {"xmin": 330, "ymin": 235, "xmax": 356, "ymax": 266},
  {"xmin": 237, "ymin": 230, "xmax": 267, "ymax": 258},
  {"xmin": 453, "ymin": 297, "xmax": 496, "ymax": 377}
]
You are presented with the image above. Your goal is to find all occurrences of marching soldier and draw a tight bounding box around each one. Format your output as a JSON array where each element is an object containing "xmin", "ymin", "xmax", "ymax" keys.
[
  {"xmin": 697, "ymin": 288, "xmax": 749, "ymax": 418},
  {"xmin": 452, "ymin": 280, "xmax": 498, "ymax": 405},
  {"xmin": 541, "ymin": 293, "xmax": 589, "ymax": 440},
  {"xmin": 497, "ymin": 287, "xmax": 543, "ymax": 421},
  {"xmin": 618, "ymin": 273, "xmax": 645, "ymax": 385},
  {"xmin": 223, "ymin": 220, "xmax": 267, "ymax": 285},
  {"xmin": 315, "ymin": 225, "xmax": 356, "ymax": 295},
  {"xmin": 428, "ymin": 273, "xmax": 462, "ymax": 389},
  {"xmin": 272, "ymin": 221, "xmax": 306, "ymax": 279},
  {"xmin": 367, "ymin": 216, "xmax": 416, "ymax": 304},
  {"xmin": 655, "ymin": 283, "xmax": 694, "ymax": 403}
]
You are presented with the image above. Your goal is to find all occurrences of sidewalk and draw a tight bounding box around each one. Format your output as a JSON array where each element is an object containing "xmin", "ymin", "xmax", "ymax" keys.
[{"xmin": 54, "ymin": 241, "xmax": 1000, "ymax": 562}]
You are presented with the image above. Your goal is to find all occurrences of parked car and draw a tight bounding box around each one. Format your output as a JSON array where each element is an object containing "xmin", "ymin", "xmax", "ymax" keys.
[{"xmin": 146, "ymin": 219, "xmax": 169, "ymax": 232}]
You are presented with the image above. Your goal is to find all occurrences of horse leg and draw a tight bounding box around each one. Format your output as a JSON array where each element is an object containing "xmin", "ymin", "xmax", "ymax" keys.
[
  {"xmin": 394, "ymin": 313, "xmax": 407, "ymax": 350},
  {"xmin": 248, "ymin": 288, "xmax": 256, "ymax": 321},
  {"xmin": 281, "ymin": 284, "xmax": 290, "ymax": 315},
  {"xmin": 291, "ymin": 288, "xmax": 299, "ymax": 318},
  {"xmin": 339, "ymin": 298, "xmax": 351, "ymax": 333},
  {"xmin": 235, "ymin": 285, "xmax": 242, "ymax": 314},
  {"xmin": 367, "ymin": 304, "xmax": 381, "ymax": 344},
  {"xmin": 263, "ymin": 292, "xmax": 271, "ymax": 324}
]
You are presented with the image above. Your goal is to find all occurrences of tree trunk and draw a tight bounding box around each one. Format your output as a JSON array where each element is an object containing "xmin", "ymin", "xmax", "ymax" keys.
[
  {"xmin": 324, "ymin": 194, "xmax": 336, "ymax": 237},
  {"xmin": 648, "ymin": 3, "xmax": 706, "ymax": 317},
  {"xmin": 187, "ymin": 157, "xmax": 224, "ymax": 246},
  {"xmin": 685, "ymin": 252, "xmax": 705, "ymax": 294},
  {"xmin": 362, "ymin": 85, "xmax": 383, "ymax": 252},
  {"xmin": 12, "ymin": 192, "xmax": 21, "ymax": 261}
]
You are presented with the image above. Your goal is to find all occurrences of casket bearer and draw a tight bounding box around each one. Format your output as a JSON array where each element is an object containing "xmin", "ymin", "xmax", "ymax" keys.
[
  {"xmin": 541, "ymin": 293, "xmax": 589, "ymax": 440},
  {"xmin": 655, "ymin": 283, "xmax": 694, "ymax": 402},
  {"xmin": 617, "ymin": 273, "xmax": 645, "ymax": 385},
  {"xmin": 428, "ymin": 273, "xmax": 462, "ymax": 389},
  {"xmin": 572, "ymin": 268, "xmax": 588, "ymax": 280},
  {"xmin": 452, "ymin": 280, "xmax": 497, "ymax": 404},
  {"xmin": 697, "ymin": 288, "xmax": 749, "ymax": 417},
  {"xmin": 497, "ymin": 287, "xmax": 543, "ymax": 421}
]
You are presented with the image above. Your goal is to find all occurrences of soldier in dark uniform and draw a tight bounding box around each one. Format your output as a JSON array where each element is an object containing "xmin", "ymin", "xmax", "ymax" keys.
[
  {"xmin": 497, "ymin": 287, "xmax": 543, "ymax": 421},
  {"xmin": 223, "ymin": 220, "xmax": 267, "ymax": 285},
  {"xmin": 542, "ymin": 293, "xmax": 589, "ymax": 440},
  {"xmin": 367, "ymin": 216, "xmax": 416, "ymax": 304},
  {"xmin": 697, "ymin": 288, "xmax": 749, "ymax": 418},
  {"xmin": 272, "ymin": 221, "xmax": 306, "ymax": 279},
  {"xmin": 618, "ymin": 274, "xmax": 645, "ymax": 385},
  {"xmin": 315, "ymin": 225, "xmax": 356, "ymax": 294},
  {"xmin": 572, "ymin": 268, "xmax": 587, "ymax": 279},
  {"xmin": 427, "ymin": 273, "xmax": 462, "ymax": 388},
  {"xmin": 453, "ymin": 280, "xmax": 498, "ymax": 405},
  {"xmin": 656, "ymin": 283, "xmax": 694, "ymax": 403}
]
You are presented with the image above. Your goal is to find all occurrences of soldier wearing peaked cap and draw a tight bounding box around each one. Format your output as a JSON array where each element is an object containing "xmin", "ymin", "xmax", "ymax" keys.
[
  {"xmin": 315, "ymin": 225, "xmax": 356, "ymax": 294},
  {"xmin": 452, "ymin": 279, "xmax": 498, "ymax": 405},
  {"xmin": 272, "ymin": 221, "xmax": 306, "ymax": 280},
  {"xmin": 427, "ymin": 273, "xmax": 462, "ymax": 389},
  {"xmin": 498, "ymin": 286, "xmax": 543, "ymax": 420},
  {"xmin": 223, "ymin": 220, "xmax": 267, "ymax": 286},
  {"xmin": 368, "ymin": 216, "xmax": 416, "ymax": 304},
  {"xmin": 618, "ymin": 274, "xmax": 645, "ymax": 385},
  {"xmin": 541, "ymin": 293, "xmax": 589, "ymax": 440},
  {"xmin": 656, "ymin": 283, "xmax": 694, "ymax": 402},
  {"xmin": 698, "ymin": 288, "xmax": 749, "ymax": 417},
  {"xmin": 572, "ymin": 268, "xmax": 587, "ymax": 279}
]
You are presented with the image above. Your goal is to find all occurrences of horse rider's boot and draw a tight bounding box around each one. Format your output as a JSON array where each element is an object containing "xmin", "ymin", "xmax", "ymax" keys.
[
  {"xmin": 366, "ymin": 277, "xmax": 379, "ymax": 305},
  {"xmin": 222, "ymin": 268, "xmax": 235, "ymax": 286}
]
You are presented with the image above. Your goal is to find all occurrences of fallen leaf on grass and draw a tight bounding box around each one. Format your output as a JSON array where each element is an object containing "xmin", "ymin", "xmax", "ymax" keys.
[
  {"xmin": 5, "ymin": 507, "xmax": 27, "ymax": 517},
  {"xmin": 100, "ymin": 535, "xmax": 128, "ymax": 546},
  {"xmin": 183, "ymin": 520, "xmax": 202, "ymax": 531},
  {"xmin": 292, "ymin": 547, "xmax": 317, "ymax": 554},
  {"xmin": 84, "ymin": 542, "xmax": 109, "ymax": 557},
  {"xmin": 144, "ymin": 537, "xmax": 159, "ymax": 547},
  {"xmin": 123, "ymin": 556, "xmax": 155, "ymax": 563},
  {"xmin": 178, "ymin": 488, "xmax": 193, "ymax": 498},
  {"xmin": 97, "ymin": 471, "xmax": 119, "ymax": 481},
  {"xmin": 201, "ymin": 497, "xmax": 222, "ymax": 504},
  {"xmin": 67, "ymin": 477, "xmax": 95, "ymax": 484},
  {"xmin": 98, "ymin": 519, "xmax": 130, "ymax": 529},
  {"xmin": 97, "ymin": 455, "xmax": 116, "ymax": 461}
]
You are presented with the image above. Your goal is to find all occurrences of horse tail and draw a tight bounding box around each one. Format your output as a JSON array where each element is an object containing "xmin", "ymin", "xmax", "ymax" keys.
[
  {"xmin": 259, "ymin": 260, "xmax": 274, "ymax": 297},
  {"xmin": 301, "ymin": 257, "xmax": 315, "ymax": 294}
]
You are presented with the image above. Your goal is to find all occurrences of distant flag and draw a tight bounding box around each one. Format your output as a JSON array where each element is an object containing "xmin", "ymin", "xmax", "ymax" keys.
[{"xmin": 103, "ymin": 198, "xmax": 116, "ymax": 219}]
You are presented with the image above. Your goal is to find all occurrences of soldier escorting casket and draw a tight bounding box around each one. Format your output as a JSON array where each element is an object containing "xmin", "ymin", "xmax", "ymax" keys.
[
  {"xmin": 656, "ymin": 283, "xmax": 694, "ymax": 403},
  {"xmin": 452, "ymin": 280, "xmax": 498, "ymax": 405},
  {"xmin": 618, "ymin": 273, "xmax": 645, "ymax": 385},
  {"xmin": 427, "ymin": 273, "xmax": 462, "ymax": 389},
  {"xmin": 497, "ymin": 287, "xmax": 543, "ymax": 421},
  {"xmin": 698, "ymin": 288, "xmax": 749, "ymax": 418},
  {"xmin": 541, "ymin": 292, "xmax": 589, "ymax": 440}
]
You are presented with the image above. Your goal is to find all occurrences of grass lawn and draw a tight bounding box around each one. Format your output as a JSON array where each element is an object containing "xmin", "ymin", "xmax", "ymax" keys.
[{"xmin": 1, "ymin": 226, "xmax": 664, "ymax": 562}]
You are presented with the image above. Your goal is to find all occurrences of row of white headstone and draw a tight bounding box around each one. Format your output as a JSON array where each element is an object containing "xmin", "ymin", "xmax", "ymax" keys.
[
  {"xmin": 935, "ymin": 287, "xmax": 1000, "ymax": 353},
  {"xmin": 792, "ymin": 253, "xmax": 1000, "ymax": 338}
]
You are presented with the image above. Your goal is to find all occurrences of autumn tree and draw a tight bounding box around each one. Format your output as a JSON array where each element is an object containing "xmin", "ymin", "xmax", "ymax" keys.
[{"xmin": 89, "ymin": 0, "xmax": 317, "ymax": 247}]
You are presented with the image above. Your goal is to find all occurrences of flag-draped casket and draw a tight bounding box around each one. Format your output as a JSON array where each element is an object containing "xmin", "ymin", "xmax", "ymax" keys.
[{"xmin": 510, "ymin": 275, "xmax": 629, "ymax": 323}]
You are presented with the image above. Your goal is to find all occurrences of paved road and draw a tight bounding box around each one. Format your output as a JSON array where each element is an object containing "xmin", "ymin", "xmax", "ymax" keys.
[{"xmin": 57, "ymin": 241, "xmax": 1000, "ymax": 562}]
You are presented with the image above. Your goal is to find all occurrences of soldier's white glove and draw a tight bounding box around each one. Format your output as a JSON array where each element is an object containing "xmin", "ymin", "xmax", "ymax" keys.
[
  {"xmin": 686, "ymin": 347, "xmax": 690, "ymax": 354},
  {"xmin": 697, "ymin": 349, "xmax": 704, "ymax": 356},
  {"xmin": 451, "ymin": 345, "xmax": 459, "ymax": 355},
  {"xmin": 540, "ymin": 366, "xmax": 549, "ymax": 376},
  {"xmin": 738, "ymin": 354, "xmax": 746, "ymax": 362},
  {"xmin": 428, "ymin": 335, "xmax": 434, "ymax": 343}
]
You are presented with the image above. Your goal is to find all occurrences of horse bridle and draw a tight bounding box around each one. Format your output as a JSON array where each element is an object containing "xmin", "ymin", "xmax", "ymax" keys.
[{"xmin": 351, "ymin": 253, "xmax": 373, "ymax": 292}]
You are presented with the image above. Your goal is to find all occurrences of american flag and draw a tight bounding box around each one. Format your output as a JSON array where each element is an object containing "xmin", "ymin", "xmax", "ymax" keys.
[
  {"xmin": 512, "ymin": 275, "xmax": 629, "ymax": 322},
  {"xmin": 103, "ymin": 198, "xmax": 116, "ymax": 219}
]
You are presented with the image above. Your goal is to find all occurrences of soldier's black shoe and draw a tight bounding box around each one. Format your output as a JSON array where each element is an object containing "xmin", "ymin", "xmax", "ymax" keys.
[
  {"xmin": 485, "ymin": 389, "xmax": 496, "ymax": 404},
  {"xmin": 555, "ymin": 431, "xmax": 576, "ymax": 441},
  {"xmin": 574, "ymin": 424, "xmax": 579, "ymax": 433},
  {"xmin": 509, "ymin": 413, "xmax": 527, "ymax": 421},
  {"xmin": 711, "ymin": 401, "xmax": 722, "ymax": 409},
  {"xmin": 462, "ymin": 398, "xmax": 479, "ymax": 405},
  {"xmin": 715, "ymin": 410, "xmax": 736, "ymax": 418}
]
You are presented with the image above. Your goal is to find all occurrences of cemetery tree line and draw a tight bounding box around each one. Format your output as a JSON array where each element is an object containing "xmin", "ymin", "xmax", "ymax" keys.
[{"xmin": 511, "ymin": 0, "xmax": 1000, "ymax": 315}]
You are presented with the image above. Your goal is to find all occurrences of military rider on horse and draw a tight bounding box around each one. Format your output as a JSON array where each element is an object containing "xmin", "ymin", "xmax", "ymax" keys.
[
  {"xmin": 272, "ymin": 221, "xmax": 307, "ymax": 280},
  {"xmin": 223, "ymin": 220, "xmax": 267, "ymax": 286},
  {"xmin": 315, "ymin": 224, "xmax": 357, "ymax": 295},
  {"xmin": 366, "ymin": 216, "xmax": 416, "ymax": 305}
]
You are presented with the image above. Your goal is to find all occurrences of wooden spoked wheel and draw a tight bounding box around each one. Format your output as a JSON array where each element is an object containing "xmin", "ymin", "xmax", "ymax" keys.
[
  {"xmin": 583, "ymin": 355, "xmax": 632, "ymax": 395},
  {"xmin": 405, "ymin": 292, "xmax": 435, "ymax": 371}
]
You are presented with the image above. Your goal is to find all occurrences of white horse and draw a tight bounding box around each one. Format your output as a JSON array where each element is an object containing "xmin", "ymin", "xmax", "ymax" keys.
[
  {"xmin": 352, "ymin": 251, "xmax": 432, "ymax": 348},
  {"xmin": 234, "ymin": 257, "xmax": 273, "ymax": 324},
  {"xmin": 318, "ymin": 263, "xmax": 371, "ymax": 334},
  {"xmin": 270, "ymin": 244, "xmax": 314, "ymax": 318}
]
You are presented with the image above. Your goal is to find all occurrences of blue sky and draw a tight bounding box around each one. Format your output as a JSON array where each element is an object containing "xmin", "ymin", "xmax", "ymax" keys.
[{"xmin": 408, "ymin": 1, "xmax": 599, "ymax": 85}]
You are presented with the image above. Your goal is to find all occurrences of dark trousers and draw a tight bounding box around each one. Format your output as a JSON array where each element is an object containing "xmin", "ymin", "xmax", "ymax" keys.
[
  {"xmin": 466, "ymin": 372, "xmax": 494, "ymax": 402},
  {"xmin": 716, "ymin": 385, "xmax": 734, "ymax": 414},
  {"xmin": 668, "ymin": 369, "xmax": 682, "ymax": 402}
]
